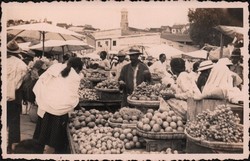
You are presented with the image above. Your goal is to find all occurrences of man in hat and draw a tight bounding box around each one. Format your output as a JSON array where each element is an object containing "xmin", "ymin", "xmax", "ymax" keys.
[
  {"xmin": 119, "ymin": 48, "xmax": 151, "ymax": 106},
  {"xmin": 112, "ymin": 50, "xmax": 128, "ymax": 80},
  {"xmin": 230, "ymin": 48, "xmax": 243, "ymax": 80},
  {"xmin": 196, "ymin": 60, "xmax": 214, "ymax": 92},
  {"xmin": 7, "ymin": 40, "xmax": 28, "ymax": 153}
]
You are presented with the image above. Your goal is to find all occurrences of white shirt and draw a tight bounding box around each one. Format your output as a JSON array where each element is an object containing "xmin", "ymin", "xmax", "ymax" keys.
[
  {"xmin": 149, "ymin": 61, "xmax": 168, "ymax": 78},
  {"xmin": 7, "ymin": 56, "xmax": 28, "ymax": 101},
  {"xmin": 33, "ymin": 63, "xmax": 81, "ymax": 117}
]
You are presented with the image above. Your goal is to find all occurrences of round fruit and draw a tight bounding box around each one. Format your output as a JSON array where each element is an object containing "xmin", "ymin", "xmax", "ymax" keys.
[
  {"xmin": 114, "ymin": 132, "xmax": 120, "ymax": 138},
  {"xmin": 177, "ymin": 126, "xmax": 184, "ymax": 132},
  {"xmin": 142, "ymin": 118, "xmax": 150, "ymax": 124},
  {"xmin": 125, "ymin": 142, "xmax": 131, "ymax": 149},
  {"xmin": 87, "ymin": 122, "xmax": 96, "ymax": 128},
  {"xmin": 132, "ymin": 129, "xmax": 137, "ymax": 136},
  {"xmin": 137, "ymin": 121, "xmax": 144, "ymax": 129},
  {"xmin": 126, "ymin": 133, "xmax": 133, "ymax": 140},
  {"xmin": 166, "ymin": 116, "xmax": 172, "ymax": 123},
  {"xmin": 149, "ymin": 120, "xmax": 156, "ymax": 127},
  {"xmin": 85, "ymin": 117, "xmax": 92, "ymax": 124},
  {"xmin": 169, "ymin": 110, "xmax": 175, "ymax": 116},
  {"xmin": 119, "ymin": 133, "xmax": 126, "ymax": 140},
  {"xmin": 90, "ymin": 114, "xmax": 96, "ymax": 121},
  {"xmin": 170, "ymin": 122, "xmax": 177, "ymax": 129},
  {"xmin": 132, "ymin": 136, "xmax": 139, "ymax": 142},
  {"xmin": 146, "ymin": 112, "xmax": 153, "ymax": 119},
  {"xmin": 147, "ymin": 109, "xmax": 154, "ymax": 113},
  {"xmin": 84, "ymin": 111, "xmax": 91, "ymax": 117},
  {"xmin": 131, "ymin": 115, "xmax": 138, "ymax": 120},
  {"xmin": 165, "ymin": 126, "xmax": 173, "ymax": 132},
  {"xmin": 177, "ymin": 120, "xmax": 183, "ymax": 126},
  {"xmin": 143, "ymin": 124, "xmax": 151, "ymax": 131},
  {"xmin": 162, "ymin": 121, "xmax": 169, "ymax": 128},
  {"xmin": 156, "ymin": 118, "xmax": 163, "ymax": 125},
  {"xmin": 135, "ymin": 141, "xmax": 141, "ymax": 148},
  {"xmin": 171, "ymin": 115, "xmax": 177, "ymax": 122},
  {"xmin": 152, "ymin": 124, "xmax": 161, "ymax": 132}
]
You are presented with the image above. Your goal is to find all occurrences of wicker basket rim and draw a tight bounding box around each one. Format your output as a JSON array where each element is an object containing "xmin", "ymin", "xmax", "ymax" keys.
[
  {"xmin": 127, "ymin": 96, "xmax": 160, "ymax": 104},
  {"xmin": 184, "ymin": 129, "xmax": 243, "ymax": 147},
  {"xmin": 108, "ymin": 119, "xmax": 137, "ymax": 126},
  {"xmin": 95, "ymin": 87, "xmax": 120, "ymax": 92}
]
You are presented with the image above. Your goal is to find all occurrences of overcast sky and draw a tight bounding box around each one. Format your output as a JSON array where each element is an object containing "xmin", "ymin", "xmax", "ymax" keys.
[{"xmin": 4, "ymin": 2, "xmax": 191, "ymax": 30}]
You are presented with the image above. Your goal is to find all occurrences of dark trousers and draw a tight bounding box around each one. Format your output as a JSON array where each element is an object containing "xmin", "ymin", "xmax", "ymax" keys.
[{"xmin": 7, "ymin": 101, "xmax": 21, "ymax": 148}]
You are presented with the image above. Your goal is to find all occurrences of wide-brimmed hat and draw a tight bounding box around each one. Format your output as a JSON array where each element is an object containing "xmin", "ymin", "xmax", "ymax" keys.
[
  {"xmin": 127, "ymin": 48, "xmax": 142, "ymax": 55},
  {"xmin": 7, "ymin": 40, "xmax": 22, "ymax": 54},
  {"xmin": 117, "ymin": 50, "xmax": 126, "ymax": 57},
  {"xmin": 197, "ymin": 60, "xmax": 214, "ymax": 71},
  {"xmin": 218, "ymin": 57, "xmax": 233, "ymax": 66},
  {"xmin": 147, "ymin": 55, "xmax": 154, "ymax": 61}
]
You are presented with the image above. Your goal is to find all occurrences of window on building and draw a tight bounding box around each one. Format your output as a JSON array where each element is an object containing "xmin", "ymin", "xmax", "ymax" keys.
[
  {"xmin": 97, "ymin": 41, "xmax": 101, "ymax": 47},
  {"xmin": 105, "ymin": 41, "xmax": 109, "ymax": 46},
  {"xmin": 113, "ymin": 41, "xmax": 116, "ymax": 46}
]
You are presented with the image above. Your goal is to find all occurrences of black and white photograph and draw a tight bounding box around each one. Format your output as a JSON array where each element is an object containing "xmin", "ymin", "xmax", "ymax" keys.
[{"xmin": 1, "ymin": 1, "xmax": 249, "ymax": 160}]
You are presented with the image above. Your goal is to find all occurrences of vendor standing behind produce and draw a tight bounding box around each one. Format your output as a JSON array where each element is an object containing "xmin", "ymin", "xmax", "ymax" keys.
[
  {"xmin": 98, "ymin": 51, "xmax": 111, "ymax": 70},
  {"xmin": 112, "ymin": 50, "xmax": 128, "ymax": 80},
  {"xmin": 33, "ymin": 57, "xmax": 83, "ymax": 154},
  {"xmin": 119, "ymin": 48, "xmax": 152, "ymax": 106},
  {"xmin": 149, "ymin": 53, "xmax": 168, "ymax": 78}
]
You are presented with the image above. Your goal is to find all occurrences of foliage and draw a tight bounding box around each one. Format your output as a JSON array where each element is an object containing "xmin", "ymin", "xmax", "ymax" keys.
[{"xmin": 188, "ymin": 8, "xmax": 243, "ymax": 48}]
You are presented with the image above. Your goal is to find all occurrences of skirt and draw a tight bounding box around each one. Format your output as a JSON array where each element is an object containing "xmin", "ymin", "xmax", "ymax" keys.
[{"xmin": 33, "ymin": 112, "xmax": 69, "ymax": 153}]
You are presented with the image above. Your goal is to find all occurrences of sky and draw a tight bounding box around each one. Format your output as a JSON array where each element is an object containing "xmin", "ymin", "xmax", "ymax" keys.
[{"xmin": 4, "ymin": 2, "xmax": 190, "ymax": 30}]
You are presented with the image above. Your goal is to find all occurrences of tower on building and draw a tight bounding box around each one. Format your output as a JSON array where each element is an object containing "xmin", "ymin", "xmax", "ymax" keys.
[{"xmin": 120, "ymin": 8, "xmax": 128, "ymax": 32}]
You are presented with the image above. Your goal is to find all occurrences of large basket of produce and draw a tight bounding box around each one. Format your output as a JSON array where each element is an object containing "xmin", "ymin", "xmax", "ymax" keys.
[
  {"xmin": 185, "ymin": 104, "xmax": 243, "ymax": 152},
  {"xmin": 86, "ymin": 70, "xmax": 108, "ymax": 82},
  {"xmin": 127, "ymin": 82, "xmax": 175, "ymax": 107},
  {"xmin": 95, "ymin": 80, "xmax": 122, "ymax": 101},
  {"xmin": 79, "ymin": 88, "xmax": 100, "ymax": 101},
  {"xmin": 136, "ymin": 107, "xmax": 186, "ymax": 140},
  {"xmin": 127, "ymin": 96, "xmax": 160, "ymax": 107},
  {"xmin": 108, "ymin": 107, "xmax": 144, "ymax": 128}
]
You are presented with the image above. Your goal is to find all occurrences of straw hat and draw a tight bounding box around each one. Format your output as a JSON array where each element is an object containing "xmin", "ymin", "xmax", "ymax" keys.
[
  {"xmin": 218, "ymin": 57, "xmax": 233, "ymax": 66},
  {"xmin": 127, "ymin": 48, "xmax": 142, "ymax": 55},
  {"xmin": 7, "ymin": 40, "xmax": 22, "ymax": 54},
  {"xmin": 197, "ymin": 60, "xmax": 214, "ymax": 71}
]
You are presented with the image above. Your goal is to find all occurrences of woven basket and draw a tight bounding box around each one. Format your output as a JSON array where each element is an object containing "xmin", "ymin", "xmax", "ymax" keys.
[
  {"xmin": 184, "ymin": 129, "xmax": 243, "ymax": 151},
  {"xmin": 108, "ymin": 119, "xmax": 137, "ymax": 128},
  {"xmin": 136, "ymin": 127, "xmax": 186, "ymax": 140},
  {"xmin": 87, "ymin": 77, "xmax": 107, "ymax": 82},
  {"xmin": 127, "ymin": 96, "xmax": 160, "ymax": 107},
  {"xmin": 95, "ymin": 87, "xmax": 122, "ymax": 102}
]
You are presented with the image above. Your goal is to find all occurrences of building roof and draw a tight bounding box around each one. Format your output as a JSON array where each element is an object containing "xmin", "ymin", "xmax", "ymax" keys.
[
  {"xmin": 172, "ymin": 24, "xmax": 186, "ymax": 29},
  {"xmin": 161, "ymin": 33, "xmax": 192, "ymax": 42}
]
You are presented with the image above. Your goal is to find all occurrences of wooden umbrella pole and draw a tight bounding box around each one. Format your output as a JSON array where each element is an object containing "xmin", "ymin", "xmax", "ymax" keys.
[
  {"xmin": 42, "ymin": 31, "xmax": 45, "ymax": 57},
  {"xmin": 219, "ymin": 33, "xmax": 224, "ymax": 59}
]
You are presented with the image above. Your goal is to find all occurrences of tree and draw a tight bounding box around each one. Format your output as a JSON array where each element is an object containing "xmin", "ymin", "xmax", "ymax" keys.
[{"xmin": 188, "ymin": 8, "xmax": 243, "ymax": 48}]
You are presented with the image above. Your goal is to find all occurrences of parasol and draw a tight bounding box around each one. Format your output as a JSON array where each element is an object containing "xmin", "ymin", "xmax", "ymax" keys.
[
  {"xmin": 7, "ymin": 23, "xmax": 83, "ymax": 55},
  {"xmin": 29, "ymin": 40, "xmax": 94, "ymax": 54},
  {"xmin": 145, "ymin": 44, "xmax": 183, "ymax": 59}
]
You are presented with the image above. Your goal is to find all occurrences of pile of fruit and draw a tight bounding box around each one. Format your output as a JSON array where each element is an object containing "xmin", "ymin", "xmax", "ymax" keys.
[
  {"xmin": 109, "ymin": 107, "xmax": 144, "ymax": 124},
  {"xmin": 86, "ymin": 71, "xmax": 107, "ymax": 80},
  {"xmin": 71, "ymin": 126, "xmax": 125, "ymax": 154},
  {"xmin": 185, "ymin": 105, "xmax": 243, "ymax": 143},
  {"xmin": 68, "ymin": 108, "xmax": 112, "ymax": 130},
  {"xmin": 112, "ymin": 127, "xmax": 144, "ymax": 150},
  {"xmin": 78, "ymin": 89, "xmax": 99, "ymax": 101},
  {"xmin": 96, "ymin": 79, "xmax": 120, "ymax": 90},
  {"xmin": 130, "ymin": 82, "xmax": 174, "ymax": 101},
  {"xmin": 137, "ymin": 108, "xmax": 185, "ymax": 133},
  {"xmin": 79, "ymin": 78, "xmax": 92, "ymax": 89}
]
